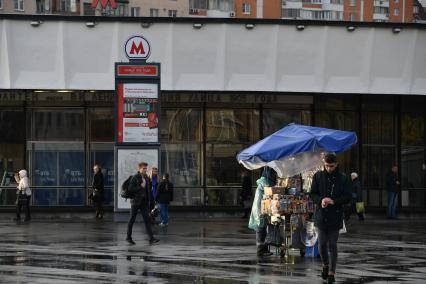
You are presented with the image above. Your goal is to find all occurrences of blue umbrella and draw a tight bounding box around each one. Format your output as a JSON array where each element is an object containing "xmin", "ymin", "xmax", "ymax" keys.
[{"xmin": 237, "ymin": 123, "xmax": 357, "ymax": 177}]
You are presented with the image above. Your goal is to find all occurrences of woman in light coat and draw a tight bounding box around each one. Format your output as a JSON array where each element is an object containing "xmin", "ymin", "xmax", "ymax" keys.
[{"xmin": 16, "ymin": 169, "xmax": 31, "ymax": 222}]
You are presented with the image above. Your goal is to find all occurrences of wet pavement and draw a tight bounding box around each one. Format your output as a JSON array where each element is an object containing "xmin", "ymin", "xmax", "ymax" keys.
[{"xmin": 0, "ymin": 213, "xmax": 425, "ymax": 283}]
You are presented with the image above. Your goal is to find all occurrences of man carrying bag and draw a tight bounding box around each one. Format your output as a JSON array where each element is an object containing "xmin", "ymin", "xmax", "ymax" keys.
[{"xmin": 126, "ymin": 162, "xmax": 159, "ymax": 245}]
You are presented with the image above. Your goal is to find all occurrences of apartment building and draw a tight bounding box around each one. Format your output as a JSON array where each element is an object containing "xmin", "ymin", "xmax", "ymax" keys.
[
  {"xmin": 0, "ymin": 1, "xmax": 423, "ymax": 22},
  {"xmin": 0, "ymin": 0, "xmax": 188, "ymax": 17},
  {"xmin": 281, "ymin": 0, "xmax": 415, "ymax": 22}
]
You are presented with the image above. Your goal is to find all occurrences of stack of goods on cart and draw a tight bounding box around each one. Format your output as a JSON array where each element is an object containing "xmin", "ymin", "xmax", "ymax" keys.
[{"xmin": 261, "ymin": 179, "xmax": 315, "ymax": 218}]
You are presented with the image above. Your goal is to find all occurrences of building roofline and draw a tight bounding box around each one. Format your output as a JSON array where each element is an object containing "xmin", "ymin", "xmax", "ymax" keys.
[{"xmin": 1, "ymin": 13, "xmax": 426, "ymax": 29}]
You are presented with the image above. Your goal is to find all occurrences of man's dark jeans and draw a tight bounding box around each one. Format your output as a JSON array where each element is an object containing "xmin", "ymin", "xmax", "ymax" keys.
[
  {"xmin": 318, "ymin": 227, "xmax": 340, "ymax": 274},
  {"xmin": 127, "ymin": 200, "xmax": 154, "ymax": 240},
  {"xmin": 387, "ymin": 191, "xmax": 397, "ymax": 218}
]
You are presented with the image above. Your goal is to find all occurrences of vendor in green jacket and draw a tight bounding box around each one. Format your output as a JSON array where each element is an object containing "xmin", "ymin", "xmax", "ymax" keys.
[
  {"xmin": 248, "ymin": 167, "xmax": 277, "ymax": 257},
  {"xmin": 310, "ymin": 153, "xmax": 351, "ymax": 284}
]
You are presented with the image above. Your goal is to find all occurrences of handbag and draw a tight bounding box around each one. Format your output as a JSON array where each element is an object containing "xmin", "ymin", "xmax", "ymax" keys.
[
  {"xmin": 265, "ymin": 223, "xmax": 282, "ymax": 247},
  {"xmin": 89, "ymin": 188, "xmax": 101, "ymax": 200},
  {"xmin": 356, "ymin": 202, "xmax": 365, "ymax": 214}
]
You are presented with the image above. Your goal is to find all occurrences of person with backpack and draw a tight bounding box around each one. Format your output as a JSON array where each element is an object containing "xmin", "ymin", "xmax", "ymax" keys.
[
  {"xmin": 16, "ymin": 169, "xmax": 31, "ymax": 222},
  {"xmin": 126, "ymin": 162, "xmax": 159, "ymax": 245},
  {"xmin": 156, "ymin": 173, "xmax": 174, "ymax": 227},
  {"xmin": 310, "ymin": 153, "xmax": 352, "ymax": 284}
]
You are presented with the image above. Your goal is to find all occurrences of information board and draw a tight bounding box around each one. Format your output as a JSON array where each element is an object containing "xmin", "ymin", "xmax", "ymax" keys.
[
  {"xmin": 117, "ymin": 83, "xmax": 159, "ymax": 143},
  {"xmin": 115, "ymin": 147, "xmax": 159, "ymax": 211}
]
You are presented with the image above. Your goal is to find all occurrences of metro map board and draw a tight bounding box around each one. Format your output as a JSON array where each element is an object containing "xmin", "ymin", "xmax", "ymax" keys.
[{"xmin": 117, "ymin": 83, "xmax": 159, "ymax": 143}]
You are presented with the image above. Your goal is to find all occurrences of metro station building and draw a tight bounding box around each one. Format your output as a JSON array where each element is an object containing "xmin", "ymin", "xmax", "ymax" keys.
[{"xmin": 0, "ymin": 15, "xmax": 425, "ymax": 211}]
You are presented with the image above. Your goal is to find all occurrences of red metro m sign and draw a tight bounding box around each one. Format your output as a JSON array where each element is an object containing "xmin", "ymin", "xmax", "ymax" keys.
[
  {"xmin": 124, "ymin": 36, "xmax": 151, "ymax": 61},
  {"xmin": 91, "ymin": 0, "xmax": 117, "ymax": 9}
]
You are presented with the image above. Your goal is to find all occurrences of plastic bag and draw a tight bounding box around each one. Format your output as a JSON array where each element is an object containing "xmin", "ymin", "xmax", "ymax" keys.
[
  {"xmin": 356, "ymin": 202, "xmax": 365, "ymax": 214},
  {"xmin": 339, "ymin": 220, "xmax": 347, "ymax": 234}
]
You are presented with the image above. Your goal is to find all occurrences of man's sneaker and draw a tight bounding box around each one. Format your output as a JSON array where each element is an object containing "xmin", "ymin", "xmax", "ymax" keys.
[
  {"xmin": 149, "ymin": 238, "xmax": 160, "ymax": 244},
  {"xmin": 321, "ymin": 266, "xmax": 329, "ymax": 280},
  {"xmin": 126, "ymin": 238, "xmax": 136, "ymax": 245}
]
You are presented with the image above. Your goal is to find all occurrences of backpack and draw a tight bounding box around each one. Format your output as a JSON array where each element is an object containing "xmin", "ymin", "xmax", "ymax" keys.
[{"xmin": 120, "ymin": 175, "xmax": 134, "ymax": 199}]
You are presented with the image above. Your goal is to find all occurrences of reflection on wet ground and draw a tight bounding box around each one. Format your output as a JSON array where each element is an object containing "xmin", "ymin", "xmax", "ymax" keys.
[{"xmin": 0, "ymin": 214, "xmax": 425, "ymax": 283}]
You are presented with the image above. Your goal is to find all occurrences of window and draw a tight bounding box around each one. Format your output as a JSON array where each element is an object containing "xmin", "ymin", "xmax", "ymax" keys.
[
  {"xmin": 89, "ymin": 109, "xmax": 114, "ymax": 142},
  {"xmin": 208, "ymin": 0, "xmax": 234, "ymax": 12},
  {"xmin": 14, "ymin": 0, "xmax": 24, "ymax": 11},
  {"xmin": 394, "ymin": 0, "xmax": 399, "ymax": 3},
  {"xmin": 60, "ymin": 0, "xmax": 78, "ymax": 13},
  {"xmin": 32, "ymin": 109, "xmax": 84, "ymax": 141},
  {"xmin": 31, "ymin": 143, "xmax": 85, "ymax": 206},
  {"xmin": 349, "ymin": 13, "xmax": 356, "ymax": 21},
  {"xmin": 36, "ymin": 0, "xmax": 46, "ymax": 13},
  {"xmin": 0, "ymin": 0, "xmax": 4, "ymax": 9},
  {"xmin": 282, "ymin": 8, "xmax": 300, "ymax": 18},
  {"xmin": 349, "ymin": 0, "xmax": 356, "ymax": 6},
  {"xmin": 104, "ymin": 2, "xmax": 128, "ymax": 16},
  {"xmin": 150, "ymin": 8, "xmax": 159, "ymax": 17},
  {"xmin": 168, "ymin": 9, "xmax": 177, "ymax": 17},
  {"xmin": 263, "ymin": 110, "xmax": 311, "ymax": 137},
  {"xmin": 413, "ymin": 6, "xmax": 419, "ymax": 14},
  {"xmin": 83, "ymin": 3, "xmax": 95, "ymax": 15},
  {"xmin": 374, "ymin": 6, "xmax": 389, "ymax": 14},
  {"xmin": 131, "ymin": 7, "xmax": 140, "ymax": 17},
  {"xmin": 394, "ymin": 8, "xmax": 399, "ymax": 16},
  {"xmin": 160, "ymin": 109, "xmax": 202, "ymax": 143},
  {"xmin": 242, "ymin": 3, "xmax": 251, "ymax": 14},
  {"xmin": 190, "ymin": 0, "xmax": 208, "ymax": 9},
  {"xmin": 330, "ymin": 0, "xmax": 344, "ymax": 4},
  {"xmin": 0, "ymin": 110, "xmax": 26, "ymax": 206}
]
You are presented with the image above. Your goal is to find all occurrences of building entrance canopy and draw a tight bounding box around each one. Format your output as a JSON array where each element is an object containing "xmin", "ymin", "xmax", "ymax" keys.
[{"xmin": 0, "ymin": 16, "xmax": 425, "ymax": 95}]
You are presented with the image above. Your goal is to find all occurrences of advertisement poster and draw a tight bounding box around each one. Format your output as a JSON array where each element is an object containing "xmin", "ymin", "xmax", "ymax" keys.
[
  {"xmin": 115, "ymin": 147, "xmax": 159, "ymax": 210},
  {"xmin": 117, "ymin": 83, "xmax": 159, "ymax": 143}
]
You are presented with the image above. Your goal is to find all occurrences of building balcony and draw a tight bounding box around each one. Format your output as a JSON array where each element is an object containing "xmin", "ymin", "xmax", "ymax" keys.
[
  {"xmin": 323, "ymin": 3, "xmax": 344, "ymax": 11},
  {"xmin": 373, "ymin": 13, "xmax": 390, "ymax": 20},
  {"xmin": 283, "ymin": 2, "xmax": 303, "ymax": 9}
]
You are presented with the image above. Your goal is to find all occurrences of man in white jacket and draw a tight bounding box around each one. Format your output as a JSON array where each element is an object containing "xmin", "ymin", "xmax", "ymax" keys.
[{"xmin": 16, "ymin": 169, "xmax": 31, "ymax": 222}]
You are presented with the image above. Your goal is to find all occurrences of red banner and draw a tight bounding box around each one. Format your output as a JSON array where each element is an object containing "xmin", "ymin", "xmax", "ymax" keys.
[{"xmin": 92, "ymin": 0, "xmax": 117, "ymax": 9}]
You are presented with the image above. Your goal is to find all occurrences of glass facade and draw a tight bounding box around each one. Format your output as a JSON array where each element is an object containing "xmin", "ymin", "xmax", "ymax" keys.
[{"xmin": 0, "ymin": 90, "xmax": 425, "ymax": 210}]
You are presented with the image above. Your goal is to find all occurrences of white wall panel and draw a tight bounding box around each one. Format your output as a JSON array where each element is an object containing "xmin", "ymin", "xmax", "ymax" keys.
[
  {"xmin": 7, "ymin": 20, "xmax": 62, "ymax": 89},
  {"xmin": 0, "ymin": 19, "xmax": 425, "ymax": 95}
]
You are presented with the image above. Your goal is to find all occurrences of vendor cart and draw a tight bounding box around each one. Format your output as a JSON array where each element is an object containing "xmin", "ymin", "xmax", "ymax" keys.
[{"xmin": 262, "ymin": 184, "xmax": 315, "ymax": 258}]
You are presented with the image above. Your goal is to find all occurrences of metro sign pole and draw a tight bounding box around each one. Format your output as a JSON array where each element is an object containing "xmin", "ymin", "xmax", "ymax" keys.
[{"xmin": 114, "ymin": 36, "xmax": 161, "ymax": 212}]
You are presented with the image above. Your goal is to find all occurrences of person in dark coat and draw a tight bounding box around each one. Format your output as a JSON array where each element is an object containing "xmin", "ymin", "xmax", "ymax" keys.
[
  {"xmin": 350, "ymin": 172, "xmax": 364, "ymax": 221},
  {"xmin": 155, "ymin": 173, "xmax": 174, "ymax": 226},
  {"xmin": 91, "ymin": 164, "xmax": 104, "ymax": 220},
  {"xmin": 240, "ymin": 169, "xmax": 252, "ymax": 219},
  {"xmin": 310, "ymin": 153, "xmax": 352, "ymax": 284},
  {"xmin": 386, "ymin": 165, "xmax": 400, "ymax": 219},
  {"xmin": 126, "ymin": 162, "xmax": 159, "ymax": 245}
]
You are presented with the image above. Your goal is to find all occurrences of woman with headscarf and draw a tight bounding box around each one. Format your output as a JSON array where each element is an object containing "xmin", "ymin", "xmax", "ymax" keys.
[
  {"xmin": 248, "ymin": 167, "xmax": 276, "ymax": 256},
  {"xmin": 16, "ymin": 169, "xmax": 31, "ymax": 222}
]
